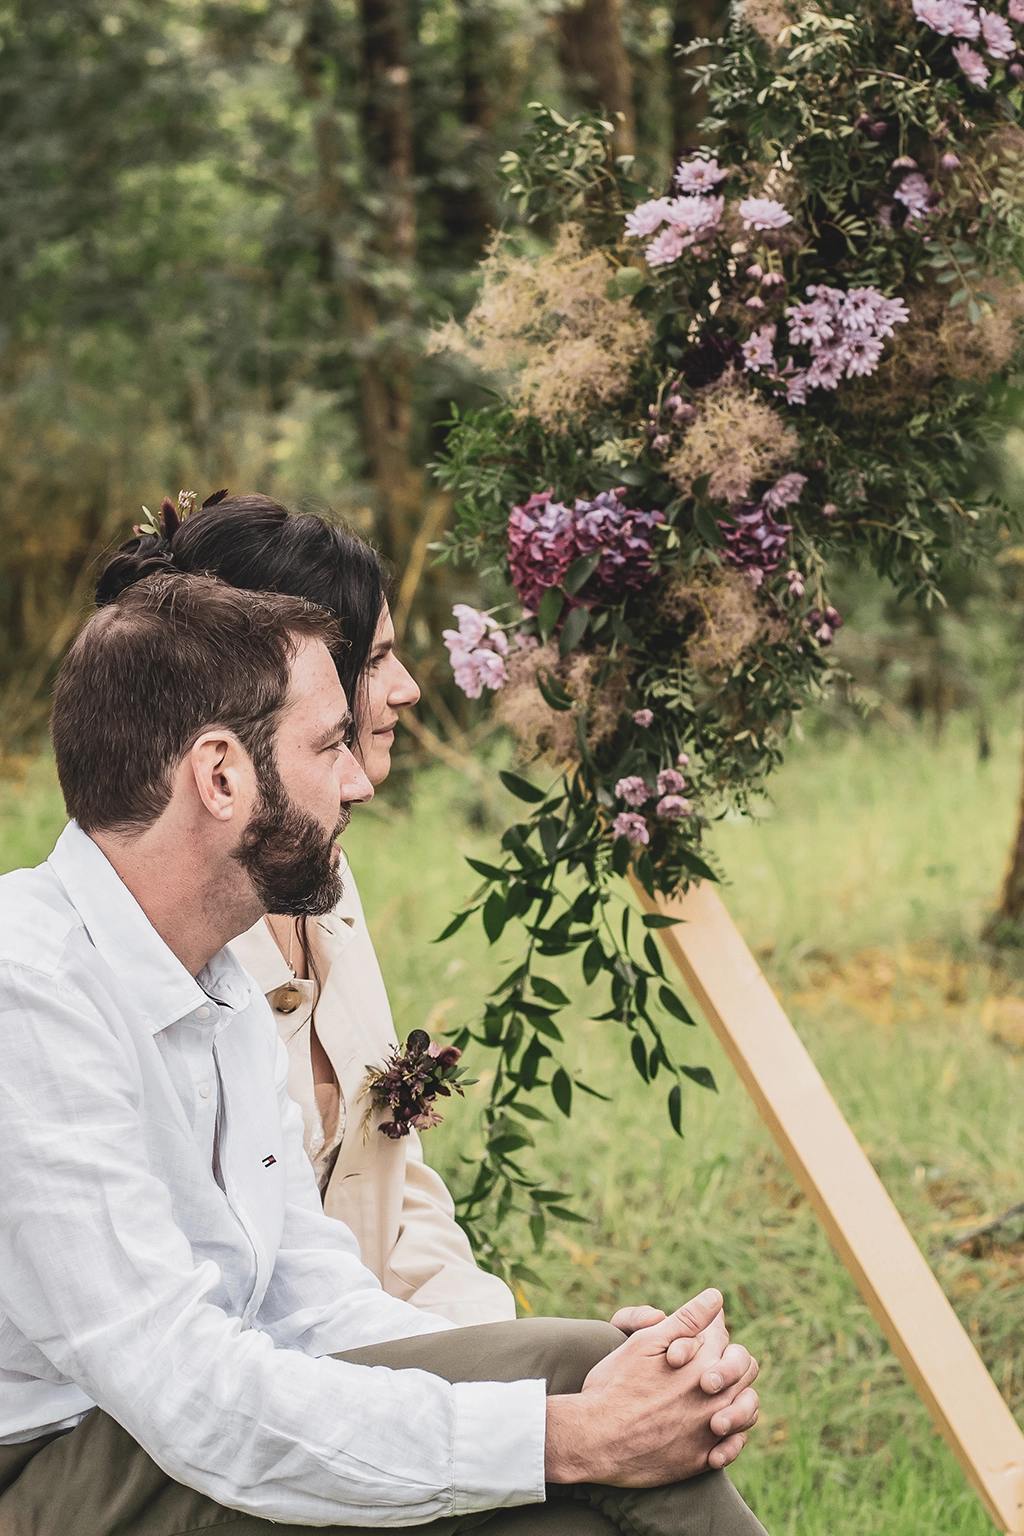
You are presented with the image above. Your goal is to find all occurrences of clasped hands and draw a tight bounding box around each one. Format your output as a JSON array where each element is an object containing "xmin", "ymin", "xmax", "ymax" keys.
[{"xmin": 544, "ymin": 1288, "xmax": 760, "ymax": 1488}]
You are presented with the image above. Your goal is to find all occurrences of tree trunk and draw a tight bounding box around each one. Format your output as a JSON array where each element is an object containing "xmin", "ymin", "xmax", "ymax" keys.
[
  {"xmin": 557, "ymin": 0, "xmax": 635, "ymax": 158},
  {"xmin": 443, "ymin": 0, "xmax": 497, "ymax": 256},
  {"xmin": 358, "ymin": 0, "xmax": 422, "ymax": 568},
  {"xmin": 988, "ymin": 731, "xmax": 1024, "ymax": 937},
  {"xmin": 294, "ymin": 0, "xmax": 422, "ymax": 572},
  {"xmin": 670, "ymin": 0, "xmax": 720, "ymax": 159}
]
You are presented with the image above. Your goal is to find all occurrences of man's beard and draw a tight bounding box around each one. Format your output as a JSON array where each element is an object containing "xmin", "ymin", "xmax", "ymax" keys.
[{"xmin": 233, "ymin": 757, "xmax": 349, "ymax": 918}]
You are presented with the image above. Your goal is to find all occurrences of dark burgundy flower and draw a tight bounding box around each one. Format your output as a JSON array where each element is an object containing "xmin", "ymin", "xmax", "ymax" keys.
[
  {"xmin": 507, "ymin": 489, "xmax": 664, "ymax": 613},
  {"xmin": 677, "ymin": 335, "xmax": 744, "ymax": 390}
]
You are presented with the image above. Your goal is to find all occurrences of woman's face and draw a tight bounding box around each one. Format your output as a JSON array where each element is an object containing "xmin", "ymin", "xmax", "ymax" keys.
[{"xmin": 355, "ymin": 603, "xmax": 420, "ymax": 785}]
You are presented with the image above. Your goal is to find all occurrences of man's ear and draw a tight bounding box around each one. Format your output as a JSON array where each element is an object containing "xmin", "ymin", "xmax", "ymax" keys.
[{"xmin": 188, "ymin": 732, "xmax": 254, "ymax": 823}]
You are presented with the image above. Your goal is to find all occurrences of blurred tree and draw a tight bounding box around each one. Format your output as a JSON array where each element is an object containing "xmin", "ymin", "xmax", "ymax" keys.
[{"xmin": 556, "ymin": 0, "xmax": 635, "ymax": 157}]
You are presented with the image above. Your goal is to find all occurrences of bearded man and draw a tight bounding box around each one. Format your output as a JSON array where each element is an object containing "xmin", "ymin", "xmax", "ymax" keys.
[{"xmin": 0, "ymin": 573, "xmax": 767, "ymax": 1536}]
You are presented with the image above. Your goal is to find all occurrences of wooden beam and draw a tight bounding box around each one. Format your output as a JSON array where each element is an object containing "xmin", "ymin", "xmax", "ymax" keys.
[{"xmin": 631, "ymin": 873, "xmax": 1024, "ymax": 1533}]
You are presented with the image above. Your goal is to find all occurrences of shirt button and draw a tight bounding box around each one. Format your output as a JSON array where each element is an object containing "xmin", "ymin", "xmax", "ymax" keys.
[
  {"xmin": 195, "ymin": 1005, "xmax": 211, "ymax": 1020},
  {"xmin": 198, "ymin": 1081, "xmax": 212, "ymax": 1099}
]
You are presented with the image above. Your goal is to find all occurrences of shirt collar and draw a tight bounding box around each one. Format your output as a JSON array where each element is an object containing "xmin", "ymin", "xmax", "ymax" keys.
[{"xmin": 47, "ymin": 821, "xmax": 255, "ymax": 1034}]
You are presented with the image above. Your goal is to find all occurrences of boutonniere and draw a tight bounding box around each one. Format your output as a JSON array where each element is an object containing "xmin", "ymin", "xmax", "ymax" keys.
[{"xmin": 363, "ymin": 1028, "xmax": 473, "ymax": 1140}]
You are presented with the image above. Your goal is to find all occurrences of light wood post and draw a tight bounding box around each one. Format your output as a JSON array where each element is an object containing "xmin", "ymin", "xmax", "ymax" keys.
[{"xmin": 631, "ymin": 874, "xmax": 1024, "ymax": 1532}]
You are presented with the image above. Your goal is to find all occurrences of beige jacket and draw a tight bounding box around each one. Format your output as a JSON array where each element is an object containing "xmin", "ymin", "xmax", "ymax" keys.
[{"xmin": 229, "ymin": 872, "xmax": 516, "ymax": 1327}]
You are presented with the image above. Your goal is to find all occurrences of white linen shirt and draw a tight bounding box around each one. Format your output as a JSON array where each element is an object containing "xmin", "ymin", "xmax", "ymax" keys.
[{"xmin": 0, "ymin": 822, "xmax": 546, "ymax": 1525}]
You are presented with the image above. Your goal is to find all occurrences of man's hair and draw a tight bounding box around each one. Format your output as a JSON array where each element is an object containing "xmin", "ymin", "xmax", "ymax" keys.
[{"xmin": 52, "ymin": 573, "xmax": 342, "ymax": 834}]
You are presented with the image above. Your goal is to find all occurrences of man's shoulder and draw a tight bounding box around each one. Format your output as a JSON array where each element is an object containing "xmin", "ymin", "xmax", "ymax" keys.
[{"xmin": 0, "ymin": 859, "xmax": 83, "ymax": 980}]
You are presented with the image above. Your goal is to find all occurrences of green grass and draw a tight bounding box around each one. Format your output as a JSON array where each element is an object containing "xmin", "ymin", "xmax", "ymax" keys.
[{"xmin": 6, "ymin": 710, "xmax": 1024, "ymax": 1534}]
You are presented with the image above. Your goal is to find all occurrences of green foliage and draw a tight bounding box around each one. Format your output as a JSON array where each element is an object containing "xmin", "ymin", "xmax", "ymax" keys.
[{"xmin": 428, "ymin": 0, "xmax": 1024, "ymax": 1249}]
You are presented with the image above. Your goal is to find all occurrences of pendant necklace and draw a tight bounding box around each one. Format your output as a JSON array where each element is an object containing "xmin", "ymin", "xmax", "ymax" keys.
[{"xmin": 269, "ymin": 918, "xmax": 303, "ymax": 1015}]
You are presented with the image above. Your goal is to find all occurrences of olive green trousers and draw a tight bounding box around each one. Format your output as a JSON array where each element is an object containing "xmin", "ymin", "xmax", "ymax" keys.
[{"xmin": 0, "ymin": 1317, "xmax": 768, "ymax": 1536}]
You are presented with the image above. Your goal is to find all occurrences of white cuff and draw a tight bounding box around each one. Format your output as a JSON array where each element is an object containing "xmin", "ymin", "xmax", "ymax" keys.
[{"xmin": 451, "ymin": 1378, "xmax": 548, "ymax": 1514}]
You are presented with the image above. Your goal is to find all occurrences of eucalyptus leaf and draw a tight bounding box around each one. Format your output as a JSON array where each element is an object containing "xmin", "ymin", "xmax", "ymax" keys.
[
  {"xmin": 558, "ymin": 603, "xmax": 590, "ymax": 658},
  {"xmin": 537, "ymin": 586, "xmax": 564, "ymax": 642}
]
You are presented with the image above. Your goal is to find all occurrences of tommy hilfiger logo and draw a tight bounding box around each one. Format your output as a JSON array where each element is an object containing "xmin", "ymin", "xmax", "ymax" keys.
[{"xmin": 262, "ymin": 1154, "xmax": 277, "ymax": 1168}]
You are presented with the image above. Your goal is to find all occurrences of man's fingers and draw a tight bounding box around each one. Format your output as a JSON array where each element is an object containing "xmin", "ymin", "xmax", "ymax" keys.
[
  {"xmin": 709, "ymin": 1386, "xmax": 760, "ymax": 1439},
  {"xmin": 707, "ymin": 1432, "xmax": 747, "ymax": 1471},
  {"xmin": 699, "ymin": 1344, "xmax": 757, "ymax": 1395},
  {"xmin": 663, "ymin": 1334, "xmax": 701, "ymax": 1370},
  {"xmin": 609, "ymin": 1305, "xmax": 667, "ymax": 1334},
  {"xmin": 644, "ymin": 1288, "xmax": 724, "ymax": 1353}
]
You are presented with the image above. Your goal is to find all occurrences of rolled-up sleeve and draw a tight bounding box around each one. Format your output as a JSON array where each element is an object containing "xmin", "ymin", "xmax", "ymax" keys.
[{"xmin": 0, "ymin": 963, "xmax": 548, "ymax": 1526}]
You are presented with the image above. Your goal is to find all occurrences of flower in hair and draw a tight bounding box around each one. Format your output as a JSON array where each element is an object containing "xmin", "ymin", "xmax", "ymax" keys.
[
  {"xmin": 362, "ymin": 1028, "xmax": 472, "ymax": 1139},
  {"xmin": 134, "ymin": 487, "xmax": 228, "ymax": 539}
]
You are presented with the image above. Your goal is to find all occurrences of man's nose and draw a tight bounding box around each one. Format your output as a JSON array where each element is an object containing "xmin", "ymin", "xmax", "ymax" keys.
[{"xmin": 339, "ymin": 745, "xmax": 374, "ymax": 804}]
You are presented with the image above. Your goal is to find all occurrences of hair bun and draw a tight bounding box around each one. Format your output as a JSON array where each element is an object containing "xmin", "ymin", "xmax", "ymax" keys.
[{"xmin": 95, "ymin": 535, "xmax": 179, "ymax": 607}]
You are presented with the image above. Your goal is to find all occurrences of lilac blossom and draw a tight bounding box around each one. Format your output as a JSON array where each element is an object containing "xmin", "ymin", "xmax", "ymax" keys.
[
  {"xmin": 981, "ymin": 8, "xmax": 1014, "ymax": 52},
  {"xmin": 821, "ymin": 502, "xmax": 838, "ymax": 518},
  {"xmin": 762, "ymin": 472, "xmax": 806, "ymax": 512},
  {"xmin": 656, "ymin": 768, "xmax": 687, "ymax": 796},
  {"xmin": 612, "ymin": 810, "xmax": 650, "ymax": 845},
  {"xmin": 786, "ymin": 371, "xmax": 810, "ymax": 404},
  {"xmin": 807, "ymin": 349, "xmax": 845, "ymax": 389},
  {"xmin": 673, "ymin": 154, "xmax": 729, "ymax": 193},
  {"xmin": 787, "ymin": 569, "xmax": 806, "ymax": 597},
  {"xmin": 738, "ymin": 197, "xmax": 792, "ymax": 231},
  {"xmin": 786, "ymin": 299, "xmax": 835, "ymax": 348},
  {"xmin": 894, "ymin": 172, "xmax": 934, "ymax": 223},
  {"xmin": 807, "ymin": 606, "xmax": 844, "ymax": 645},
  {"xmin": 761, "ymin": 271, "xmax": 786, "ymax": 293},
  {"xmin": 940, "ymin": 152, "xmax": 962, "ymax": 170},
  {"xmin": 783, "ymin": 284, "xmax": 908, "ymax": 400},
  {"xmin": 507, "ymin": 488, "xmax": 664, "ymax": 613},
  {"xmin": 656, "ymin": 795, "xmax": 692, "ymax": 819},
  {"xmin": 615, "ymin": 775, "xmax": 650, "ymax": 807},
  {"xmin": 633, "ymin": 708, "xmax": 654, "ymax": 727},
  {"xmin": 953, "ymin": 40, "xmax": 991, "ymax": 82},
  {"xmin": 746, "ymin": 295, "xmax": 766, "ymax": 310},
  {"xmin": 844, "ymin": 335, "xmax": 886, "ymax": 376},
  {"xmin": 891, "ymin": 155, "xmax": 918, "ymax": 170},
  {"xmin": 677, "ymin": 752, "xmax": 690, "ymax": 767},
  {"xmin": 741, "ymin": 323, "xmax": 777, "ymax": 373},
  {"xmin": 443, "ymin": 604, "xmax": 510, "ymax": 699}
]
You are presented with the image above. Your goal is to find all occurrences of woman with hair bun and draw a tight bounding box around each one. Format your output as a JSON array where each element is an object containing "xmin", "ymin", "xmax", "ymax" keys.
[{"xmin": 97, "ymin": 493, "xmax": 516, "ymax": 1326}]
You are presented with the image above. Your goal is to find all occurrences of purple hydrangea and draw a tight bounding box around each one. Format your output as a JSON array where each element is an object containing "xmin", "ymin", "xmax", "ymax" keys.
[
  {"xmin": 507, "ymin": 489, "xmax": 664, "ymax": 614},
  {"xmin": 719, "ymin": 475, "xmax": 800, "ymax": 583},
  {"xmin": 612, "ymin": 811, "xmax": 650, "ymax": 845}
]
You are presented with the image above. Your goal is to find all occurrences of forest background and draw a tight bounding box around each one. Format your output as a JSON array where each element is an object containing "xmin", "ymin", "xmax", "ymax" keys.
[{"xmin": 10, "ymin": 0, "xmax": 1024, "ymax": 770}]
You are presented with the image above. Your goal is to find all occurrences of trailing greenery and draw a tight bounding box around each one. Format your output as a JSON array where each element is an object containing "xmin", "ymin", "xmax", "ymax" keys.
[{"xmin": 428, "ymin": 0, "xmax": 1024, "ymax": 1257}]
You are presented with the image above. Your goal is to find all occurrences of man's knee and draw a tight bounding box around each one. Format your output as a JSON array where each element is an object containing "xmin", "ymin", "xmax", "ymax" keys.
[{"xmin": 521, "ymin": 1317, "xmax": 625, "ymax": 1395}]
